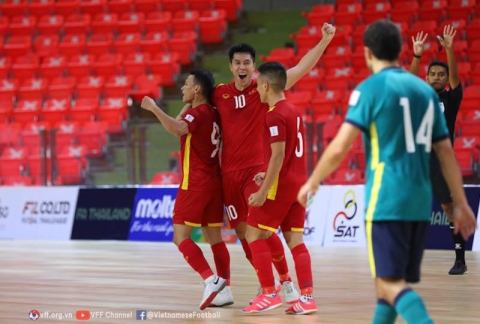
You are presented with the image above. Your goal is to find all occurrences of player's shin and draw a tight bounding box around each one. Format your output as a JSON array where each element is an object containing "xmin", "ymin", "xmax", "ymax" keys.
[
  {"xmin": 372, "ymin": 299, "xmax": 397, "ymax": 324},
  {"xmin": 266, "ymin": 232, "xmax": 291, "ymax": 283}
]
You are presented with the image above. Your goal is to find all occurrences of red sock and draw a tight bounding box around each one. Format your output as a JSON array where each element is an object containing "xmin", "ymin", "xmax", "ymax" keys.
[
  {"xmin": 291, "ymin": 243, "xmax": 313, "ymax": 294},
  {"xmin": 240, "ymin": 238, "xmax": 254, "ymax": 266},
  {"xmin": 178, "ymin": 238, "xmax": 214, "ymax": 280},
  {"xmin": 211, "ymin": 241, "xmax": 231, "ymax": 286},
  {"xmin": 249, "ymin": 239, "xmax": 276, "ymax": 294},
  {"xmin": 266, "ymin": 233, "xmax": 290, "ymax": 282}
]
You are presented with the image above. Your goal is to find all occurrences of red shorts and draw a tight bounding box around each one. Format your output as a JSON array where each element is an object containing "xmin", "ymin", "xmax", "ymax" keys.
[
  {"xmin": 247, "ymin": 199, "xmax": 305, "ymax": 233},
  {"xmin": 222, "ymin": 165, "xmax": 264, "ymax": 228},
  {"xmin": 173, "ymin": 189, "xmax": 224, "ymax": 227}
]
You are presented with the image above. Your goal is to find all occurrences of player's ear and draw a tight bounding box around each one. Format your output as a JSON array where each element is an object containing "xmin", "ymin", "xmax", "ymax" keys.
[{"xmin": 363, "ymin": 46, "xmax": 372, "ymax": 60}]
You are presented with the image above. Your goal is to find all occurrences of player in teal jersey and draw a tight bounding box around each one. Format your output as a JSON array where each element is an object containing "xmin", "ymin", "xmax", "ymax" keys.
[{"xmin": 297, "ymin": 19, "xmax": 477, "ymax": 324}]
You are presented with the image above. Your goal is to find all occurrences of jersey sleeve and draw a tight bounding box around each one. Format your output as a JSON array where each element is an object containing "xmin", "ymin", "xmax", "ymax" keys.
[
  {"xmin": 181, "ymin": 106, "xmax": 204, "ymax": 134},
  {"xmin": 265, "ymin": 110, "xmax": 287, "ymax": 143},
  {"xmin": 432, "ymin": 95, "xmax": 450, "ymax": 143},
  {"xmin": 344, "ymin": 83, "xmax": 373, "ymax": 132}
]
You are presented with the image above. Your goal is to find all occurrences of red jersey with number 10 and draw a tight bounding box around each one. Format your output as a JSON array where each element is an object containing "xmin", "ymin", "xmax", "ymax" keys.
[
  {"xmin": 179, "ymin": 103, "xmax": 222, "ymax": 191},
  {"xmin": 264, "ymin": 99, "xmax": 307, "ymax": 202},
  {"xmin": 212, "ymin": 80, "xmax": 269, "ymax": 173}
]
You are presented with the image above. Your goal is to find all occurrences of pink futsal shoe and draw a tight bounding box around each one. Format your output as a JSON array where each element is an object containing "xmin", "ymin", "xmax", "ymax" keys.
[
  {"xmin": 284, "ymin": 295, "xmax": 317, "ymax": 315},
  {"xmin": 242, "ymin": 293, "xmax": 282, "ymax": 314}
]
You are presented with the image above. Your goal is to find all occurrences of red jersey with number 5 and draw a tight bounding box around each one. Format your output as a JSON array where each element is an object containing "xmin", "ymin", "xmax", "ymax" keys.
[
  {"xmin": 212, "ymin": 80, "xmax": 269, "ymax": 173},
  {"xmin": 264, "ymin": 99, "xmax": 307, "ymax": 201},
  {"xmin": 179, "ymin": 103, "xmax": 222, "ymax": 191}
]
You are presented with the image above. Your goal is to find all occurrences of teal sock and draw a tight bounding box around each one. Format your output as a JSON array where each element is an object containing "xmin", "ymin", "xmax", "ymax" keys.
[
  {"xmin": 372, "ymin": 299, "xmax": 397, "ymax": 324},
  {"xmin": 394, "ymin": 289, "xmax": 433, "ymax": 324}
]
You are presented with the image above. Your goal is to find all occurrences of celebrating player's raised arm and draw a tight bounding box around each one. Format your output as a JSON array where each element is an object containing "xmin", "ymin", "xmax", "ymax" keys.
[
  {"xmin": 141, "ymin": 97, "xmax": 189, "ymax": 137},
  {"xmin": 285, "ymin": 23, "xmax": 336, "ymax": 90}
]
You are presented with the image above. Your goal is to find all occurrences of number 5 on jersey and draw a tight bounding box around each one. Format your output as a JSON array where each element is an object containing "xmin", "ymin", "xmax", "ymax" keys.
[{"xmin": 401, "ymin": 98, "xmax": 434, "ymax": 153}]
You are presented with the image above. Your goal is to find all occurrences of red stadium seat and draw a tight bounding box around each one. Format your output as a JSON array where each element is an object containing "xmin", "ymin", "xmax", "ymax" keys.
[
  {"xmin": 363, "ymin": 2, "xmax": 391, "ymax": 24},
  {"xmin": 140, "ymin": 32, "xmax": 170, "ymax": 56},
  {"xmin": 42, "ymin": 99, "xmax": 70, "ymax": 124},
  {"xmin": 118, "ymin": 12, "xmax": 145, "ymax": 34},
  {"xmin": 28, "ymin": 0, "xmax": 54, "ymax": 18},
  {"xmin": 4, "ymin": 36, "xmax": 31, "ymax": 60},
  {"xmin": 418, "ymin": 0, "xmax": 448, "ymax": 21},
  {"xmin": 189, "ymin": 0, "xmax": 214, "ymax": 11},
  {"xmin": 91, "ymin": 13, "xmax": 118, "ymax": 34},
  {"xmin": 79, "ymin": 0, "xmax": 106, "ymax": 15},
  {"xmin": 294, "ymin": 68, "xmax": 324, "ymax": 94},
  {"xmin": 64, "ymin": 14, "xmax": 91, "ymax": 34},
  {"xmin": 67, "ymin": 54, "xmax": 94, "ymax": 78},
  {"xmin": 391, "ymin": 1, "xmax": 419, "ymax": 24},
  {"xmin": 87, "ymin": 33, "xmax": 114, "ymax": 57},
  {"xmin": 334, "ymin": 3, "xmax": 362, "ymax": 26},
  {"xmin": 148, "ymin": 52, "xmax": 180, "ymax": 86},
  {"xmin": 37, "ymin": 15, "xmax": 64, "ymax": 35},
  {"xmin": 213, "ymin": 0, "xmax": 242, "ymax": 22},
  {"xmin": 54, "ymin": 0, "xmax": 79, "ymax": 16},
  {"xmin": 59, "ymin": 34, "xmax": 87, "ymax": 58},
  {"xmin": 70, "ymin": 98, "xmax": 99, "ymax": 122},
  {"xmin": 104, "ymin": 75, "xmax": 134, "ymax": 98},
  {"xmin": 114, "ymin": 33, "xmax": 142, "ymax": 56},
  {"xmin": 301, "ymin": 5, "xmax": 335, "ymax": 25},
  {"xmin": 8, "ymin": 16, "xmax": 36, "ymax": 37},
  {"xmin": 108, "ymin": 0, "xmax": 134, "ymax": 14},
  {"xmin": 448, "ymin": 0, "xmax": 475, "ymax": 20},
  {"xmin": 145, "ymin": 12, "xmax": 172, "ymax": 34},
  {"xmin": 123, "ymin": 52, "xmax": 151, "ymax": 77},
  {"xmin": 162, "ymin": 0, "xmax": 187, "ymax": 13},
  {"xmin": 135, "ymin": 0, "xmax": 159, "ymax": 12},
  {"xmin": 12, "ymin": 55, "xmax": 40, "ymax": 81},
  {"xmin": 93, "ymin": 53, "xmax": 123, "ymax": 78},
  {"xmin": 76, "ymin": 75, "xmax": 105, "ymax": 100},
  {"xmin": 199, "ymin": 10, "xmax": 227, "ymax": 44}
]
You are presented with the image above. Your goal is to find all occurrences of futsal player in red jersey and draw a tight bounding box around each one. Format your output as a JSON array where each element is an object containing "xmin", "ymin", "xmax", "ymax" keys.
[
  {"xmin": 140, "ymin": 70, "xmax": 230, "ymax": 310},
  {"xmin": 241, "ymin": 62, "xmax": 316, "ymax": 315},
  {"xmin": 211, "ymin": 22, "xmax": 335, "ymax": 304}
]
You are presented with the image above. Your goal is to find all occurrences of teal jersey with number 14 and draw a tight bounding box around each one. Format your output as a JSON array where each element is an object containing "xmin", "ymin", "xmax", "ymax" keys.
[{"xmin": 345, "ymin": 67, "xmax": 449, "ymax": 222}]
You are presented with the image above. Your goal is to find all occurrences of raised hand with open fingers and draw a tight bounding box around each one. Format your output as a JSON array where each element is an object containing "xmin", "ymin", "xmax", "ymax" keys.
[
  {"xmin": 437, "ymin": 24, "xmax": 457, "ymax": 50},
  {"xmin": 411, "ymin": 31, "xmax": 428, "ymax": 57}
]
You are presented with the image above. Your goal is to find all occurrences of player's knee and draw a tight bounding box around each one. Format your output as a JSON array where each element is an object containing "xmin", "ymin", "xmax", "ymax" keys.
[
  {"xmin": 234, "ymin": 222, "xmax": 247, "ymax": 240},
  {"xmin": 173, "ymin": 226, "xmax": 192, "ymax": 246},
  {"xmin": 375, "ymin": 277, "xmax": 407, "ymax": 304},
  {"xmin": 203, "ymin": 227, "xmax": 223, "ymax": 245},
  {"xmin": 284, "ymin": 232, "xmax": 304, "ymax": 250}
]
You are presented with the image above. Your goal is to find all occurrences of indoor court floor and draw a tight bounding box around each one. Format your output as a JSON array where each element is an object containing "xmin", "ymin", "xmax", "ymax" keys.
[{"xmin": 0, "ymin": 241, "xmax": 478, "ymax": 323}]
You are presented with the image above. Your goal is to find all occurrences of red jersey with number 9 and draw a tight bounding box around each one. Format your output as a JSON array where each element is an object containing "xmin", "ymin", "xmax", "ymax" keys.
[
  {"xmin": 264, "ymin": 99, "xmax": 307, "ymax": 201},
  {"xmin": 212, "ymin": 80, "xmax": 269, "ymax": 173},
  {"xmin": 179, "ymin": 103, "xmax": 222, "ymax": 191}
]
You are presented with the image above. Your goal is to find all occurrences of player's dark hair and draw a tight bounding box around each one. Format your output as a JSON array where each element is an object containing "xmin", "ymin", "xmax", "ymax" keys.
[
  {"xmin": 428, "ymin": 61, "xmax": 449, "ymax": 76},
  {"xmin": 363, "ymin": 19, "xmax": 402, "ymax": 61},
  {"xmin": 190, "ymin": 70, "xmax": 215, "ymax": 99},
  {"xmin": 257, "ymin": 62, "xmax": 287, "ymax": 92},
  {"xmin": 228, "ymin": 43, "xmax": 256, "ymax": 63}
]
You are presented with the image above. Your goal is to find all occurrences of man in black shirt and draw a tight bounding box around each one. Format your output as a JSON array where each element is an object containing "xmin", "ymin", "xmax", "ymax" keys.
[{"xmin": 410, "ymin": 25, "xmax": 466, "ymax": 275}]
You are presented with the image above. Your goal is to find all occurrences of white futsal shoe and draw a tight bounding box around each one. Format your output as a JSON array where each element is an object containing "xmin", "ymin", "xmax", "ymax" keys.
[
  {"xmin": 208, "ymin": 286, "xmax": 234, "ymax": 307},
  {"xmin": 199, "ymin": 275, "xmax": 226, "ymax": 310}
]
